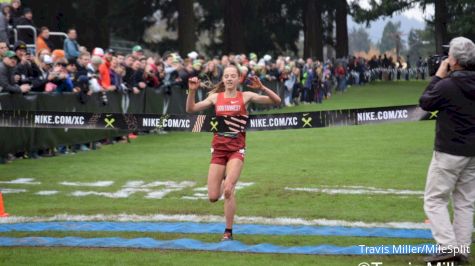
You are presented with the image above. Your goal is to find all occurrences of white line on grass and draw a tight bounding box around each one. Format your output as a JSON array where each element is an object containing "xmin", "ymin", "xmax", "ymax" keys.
[
  {"xmin": 183, "ymin": 182, "xmax": 255, "ymax": 200},
  {"xmin": 35, "ymin": 191, "xmax": 59, "ymax": 196},
  {"xmin": 70, "ymin": 181, "xmax": 196, "ymax": 199},
  {"xmin": 0, "ymin": 188, "xmax": 27, "ymax": 194},
  {"xmin": 60, "ymin": 181, "xmax": 114, "ymax": 187},
  {"xmin": 0, "ymin": 178, "xmax": 40, "ymax": 185},
  {"xmin": 285, "ymin": 186, "xmax": 424, "ymax": 196},
  {"xmin": 0, "ymin": 213, "xmax": 430, "ymax": 229}
]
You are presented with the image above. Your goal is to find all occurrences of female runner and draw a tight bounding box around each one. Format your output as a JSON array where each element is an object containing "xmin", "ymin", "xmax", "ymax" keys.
[{"xmin": 186, "ymin": 63, "xmax": 281, "ymax": 240}]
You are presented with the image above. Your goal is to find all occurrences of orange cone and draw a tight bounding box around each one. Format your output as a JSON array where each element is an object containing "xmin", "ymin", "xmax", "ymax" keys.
[{"xmin": 0, "ymin": 192, "xmax": 9, "ymax": 217}]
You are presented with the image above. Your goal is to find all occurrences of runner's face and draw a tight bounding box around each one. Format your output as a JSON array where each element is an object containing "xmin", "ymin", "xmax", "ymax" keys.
[{"xmin": 222, "ymin": 67, "xmax": 240, "ymax": 90}]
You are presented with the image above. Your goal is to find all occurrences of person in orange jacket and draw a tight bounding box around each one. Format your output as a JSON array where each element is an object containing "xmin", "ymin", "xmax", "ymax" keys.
[
  {"xmin": 36, "ymin": 26, "xmax": 53, "ymax": 53},
  {"xmin": 98, "ymin": 48, "xmax": 116, "ymax": 91}
]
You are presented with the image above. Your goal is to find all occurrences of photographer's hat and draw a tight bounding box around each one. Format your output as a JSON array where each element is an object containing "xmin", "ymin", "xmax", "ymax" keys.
[{"xmin": 13, "ymin": 41, "xmax": 27, "ymax": 51}]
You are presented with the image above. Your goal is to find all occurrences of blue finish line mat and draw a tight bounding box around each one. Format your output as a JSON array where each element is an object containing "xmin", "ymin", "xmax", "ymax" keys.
[
  {"xmin": 0, "ymin": 236, "xmax": 436, "ymax": 255},
  {"xmin": 0, "ymin": 221, "xmax": 433, "ymax": 239}
]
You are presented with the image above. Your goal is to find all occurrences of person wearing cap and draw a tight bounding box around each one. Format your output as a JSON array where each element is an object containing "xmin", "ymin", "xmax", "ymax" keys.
[
  {"xmin": 98, "ymin": 48, "xmax": 116, "ymax": 91},
  {"xmin": 13, "ymin": 40, "xmax": 26, "ymax": 58},
  {"xmin": 63, "ymin": 28, "xmax": 80, "ymax": 62},
  {"xmin": 187, "ymin": 51, "xmax": 198, "ymax": 60},
  {"xmin": 420, "ymin": 36, "xmax": 475, "ymax": 264},
  {"xmin": 0, "ymin": 50, "xmax": 30, "ymax": 93},
  {"xmin": 36, "ymin": 26, "xmax": 54, "ymax": 53},
  {"xmin": 13, "ymin": 40, "xmax": 40, "ymax": 86},
  {"xmin": 92, "ymin": 47, "xmax": 104, "ymax": 58},
  {"xmin": 131, "ymin": 45, "xmax": 143, "ymax": 59}
]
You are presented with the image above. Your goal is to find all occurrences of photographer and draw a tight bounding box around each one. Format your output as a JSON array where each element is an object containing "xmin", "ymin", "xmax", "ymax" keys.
[
  {"xmin": 13, "ymin": 41, "xmax": 39, "ymax": 86},
  {"xmin": 86, "ymin": 55, "xmax": 103, "ymax": 93},
  {"xmin": 419, "ymin": 36, "xmax": 475, "ymax": 264}
]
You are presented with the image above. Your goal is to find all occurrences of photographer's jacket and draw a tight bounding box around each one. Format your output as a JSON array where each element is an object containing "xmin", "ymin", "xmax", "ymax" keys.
[{"xmin": 419, "ymin": 71, "xmax": 475, "ymax": 156}]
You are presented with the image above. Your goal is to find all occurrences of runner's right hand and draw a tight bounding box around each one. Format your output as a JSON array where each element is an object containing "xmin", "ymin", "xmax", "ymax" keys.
[{"xmin": 188, "ymin": 77, "xmax": 200, "ymax": 91}]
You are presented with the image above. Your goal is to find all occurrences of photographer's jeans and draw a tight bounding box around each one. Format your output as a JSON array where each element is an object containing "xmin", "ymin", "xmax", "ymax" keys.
[{"xmin": 424, "ymin": 151, "xmax": 475, "ymax": 254}]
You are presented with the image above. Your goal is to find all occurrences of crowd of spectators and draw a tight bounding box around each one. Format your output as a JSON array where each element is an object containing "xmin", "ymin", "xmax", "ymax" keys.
[{"xmin": 0, "ymin": 0, "xmax": 431, "ymax": 163}]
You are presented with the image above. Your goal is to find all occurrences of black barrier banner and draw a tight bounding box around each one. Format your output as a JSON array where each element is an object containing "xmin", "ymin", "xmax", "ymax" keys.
[{"xmin": 0, "ymin": 105, "xmax": 435, "ymax": 132}]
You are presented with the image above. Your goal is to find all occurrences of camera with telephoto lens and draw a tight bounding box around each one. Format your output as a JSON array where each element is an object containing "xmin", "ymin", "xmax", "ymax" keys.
[
  {"xmin": 427, "ymin": 45, "xmax": 449, "ymax": 76},
  {"xmin": 19, "ymin": 75, "xmax": 33, "ymax": 85}
]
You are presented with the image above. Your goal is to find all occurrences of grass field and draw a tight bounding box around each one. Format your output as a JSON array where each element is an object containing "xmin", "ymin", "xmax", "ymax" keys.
[{"xmin": 0, "ymin": 80, "xmax": 465, "ymax": 265}]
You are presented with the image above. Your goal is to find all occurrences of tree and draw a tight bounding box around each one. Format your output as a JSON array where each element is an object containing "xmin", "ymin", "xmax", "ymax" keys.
[
  {"xmin": 177, "ymin": 0, "xmax": 196, "ymax": 55},
  {"xmin": 378, "ymin": 21, "xmax": 404, "ymax": 53},
  {"xmin": 348, "ymin": 27, "xmax": 372, "ymax": 54},
  {"xmin": 303, "ymin": 0, "xmax": 323, "ymax": 59},
  {"xmin": 407, "ymin": 27, "xmax": 434, "ymax": 64},
  {"xmin": 434, "ymin": 0, "xmax": 448, "ymax": 53},
  {"xmin": 445, "ymin": 0, "xmax": 475, "ymax": 41},
  {"xmin": 335, "ymin": 0, "xmax": 349, "ymax": 58},
  {"xmin": 223, "ymin": 0, "xmax": 244, "ymax": 53}
]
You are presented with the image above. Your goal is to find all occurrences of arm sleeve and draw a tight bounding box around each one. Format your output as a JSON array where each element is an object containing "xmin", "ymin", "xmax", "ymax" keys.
[{"xmin": 419, "ymin": 76, "xmax": 448, "ymax": 111}]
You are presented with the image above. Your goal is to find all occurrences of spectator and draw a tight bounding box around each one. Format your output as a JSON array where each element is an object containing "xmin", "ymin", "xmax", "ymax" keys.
[
  {"xmin": 14, "ymin": 7, "xmax": 34, "ymax": 49},
  {"xmin": 311, "ymin": 65, "xmax": 323, "ymax": 104},
  {"xmin": 122, "ymin": 54, "xmax": 134, "ymax": 87},
  {"xmin": 203, "ymin": 59, "xmax": 222, "ymax": 84},
  {"xmin": 177, "ymin": 58, "xmax": 194, "ymax": 89},
  {"xmin": 0, "ymin": 50, "xmax": 30, "ymax": 93},
  {"xmin": 143, "ymin": 63, "xmax": 159, "ymax": 88},
  {"xmin": 98, "ymin": 48, "xmax": 116, "ymax": 91},
  {"xmin": 63, "ymin": 28, "xmax": 80, "ymax": 62},
  {"xmin": 116, "ymin": 52, "xmax": 125, "ymax": 66},
  {"xmin": 131, "ymin": 45, "xmax": 143, "ymax": 59},
  {"xmin": 283, "ymin": 65, "xmax": 295, "ymax": 106},
  {"xmin": 221, "ymin": 55, "xmax": 229, "ymax": 67},
  {"xmin": 45, "ymin": 59, "xmax": 74, "ymax": 93},
  {"xmin": 51, "ymin": 49, "xmax": 65, "ymax": 63},
  {"xmin": 110, "ymin": 56, "xmax": 125, "ymax": 91},
  {"xmin": 162, "ymin": 52, "xmax": 180, "ymax": 89},
  {"xmin": 335, "ymin": 63, "xmax": 347, "ymax": 93},
  {"xmin": 0, "ymin": 4, "xmax": 10, "ymax": 44},
  {"xmin": 9, "ymin": 0, "xmax": 21, "ymax": 24},
  {"xmin": 13, "ymin": 41, "xmax": 40, "ymax": 87},
  {"xmin": 75, "ymin": 51, "xmax": 89, "ymax": 78},
  {"xmin": 36, "ymin": 48, "xmax": 51, "ymax": 58},
  {"xmin": 92, "ymin": 47, "xmax": 104, "ymax": 58},
  {"xmin": 74, "ymin": 51, "xmax": 91, "ymax": 103},
  {"xmin": 36, "ymin": 26, "xmax": 54, "ymax": 52},
  {"xmin": 0, "ymin": 41, "xmax": 8, "ymax": 57},
  {"xmin": 30, "ymin": 54, "xmax": 53, "ymax": 92},
  {"xmin": 126, "ymin": 59, "xmax": 145, "ymax": 94},
  {"xmin": 87, "ymin": 55, "xmax": 103, "ymax": 92}
]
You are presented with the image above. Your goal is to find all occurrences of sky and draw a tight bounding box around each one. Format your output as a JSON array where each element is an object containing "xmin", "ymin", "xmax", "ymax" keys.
[{"xmin": 353, "ymin": 0, "xmax": 435, "ymax": 22}]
